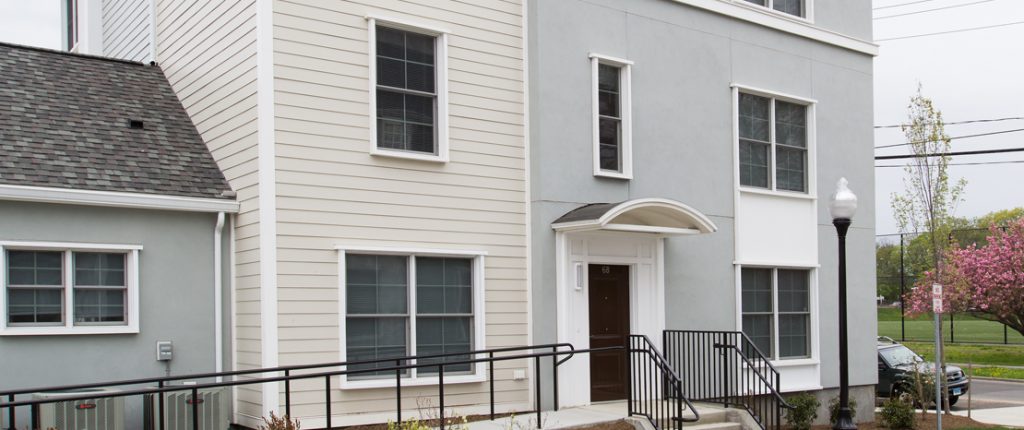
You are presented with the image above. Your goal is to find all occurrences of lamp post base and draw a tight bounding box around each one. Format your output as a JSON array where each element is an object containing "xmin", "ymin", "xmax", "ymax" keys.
[{"xmin": 832, "ymin": 407, "xmax": 857, "ymax": 430}]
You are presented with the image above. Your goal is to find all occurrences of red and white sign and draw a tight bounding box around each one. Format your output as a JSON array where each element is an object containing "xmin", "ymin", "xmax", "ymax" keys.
[{"xmin": 932, "ymin": 283, "xmax": 944, "ymax": 314}]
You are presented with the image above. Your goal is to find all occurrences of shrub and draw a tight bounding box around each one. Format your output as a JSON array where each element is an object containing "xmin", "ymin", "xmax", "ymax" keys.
[
  {"xmin": 260, "ymin": 412, "xmax": 300, "ymax": 430},
  {"xmin": 828, "ymin": 395, "xmax": 857, "ymax": 426},
  {"xmin": 880, "ymin": 394, "xmax": 916, "ymax": 429},
  {"xmin": 785, "ymin": 392, "xmax": 820, "ymax": 430},
  {"xmin": 387, "ymin": 418, "xmax": 432, "ymax": 430}
]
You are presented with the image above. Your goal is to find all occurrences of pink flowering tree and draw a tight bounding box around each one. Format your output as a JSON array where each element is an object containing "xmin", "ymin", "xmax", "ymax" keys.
[{"xmin": 905, "ymin": 218, "xmax": 1024, "ymax": 336}]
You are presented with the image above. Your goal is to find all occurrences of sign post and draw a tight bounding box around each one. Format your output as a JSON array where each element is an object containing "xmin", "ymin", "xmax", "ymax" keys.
[{"xmin": 933, "ymin": 284, "xmax": 944, "ymax": 429}]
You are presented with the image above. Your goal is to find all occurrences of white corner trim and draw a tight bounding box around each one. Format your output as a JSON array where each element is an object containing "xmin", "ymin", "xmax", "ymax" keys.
[
  {"xmin": 670, "ymin": 0, "xmax": 878, "ymax": 56},
  {"xmin": 0, "ymin": 184, "xmax": 239, "ymax": 213},
  {"xmin": 214, "ymin": 212, "xmax": 225, "ymax": 380},
  {"xmin": 256, "ymin": 0, "xmax": 279, "ymax": 417}
]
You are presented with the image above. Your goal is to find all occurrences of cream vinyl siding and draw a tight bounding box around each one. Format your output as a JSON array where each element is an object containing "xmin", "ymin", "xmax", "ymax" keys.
[
  {"xmin": 273, "ymin": 0, "xmax": 528, "ymax": 420},
  {"xmin": 154, "ymin": 0, "xmax": 262, "ymax": 421},
  {"xmin": 102, "ymin": 0, "xmax": 151, "ymax": 61}
]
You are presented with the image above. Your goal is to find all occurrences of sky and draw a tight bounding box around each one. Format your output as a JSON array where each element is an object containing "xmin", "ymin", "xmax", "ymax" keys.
[{"xmin": 0, "ymin": 0, "xmax": 1021, "ymax": 237}]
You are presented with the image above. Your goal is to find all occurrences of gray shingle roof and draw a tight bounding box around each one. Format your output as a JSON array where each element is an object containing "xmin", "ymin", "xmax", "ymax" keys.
[{"xmin": 0, "ymin": 42, "xmax": 232, "ymax": 200}]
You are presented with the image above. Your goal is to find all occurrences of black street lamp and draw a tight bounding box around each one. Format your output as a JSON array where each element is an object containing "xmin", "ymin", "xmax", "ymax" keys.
[{"xmin": 829, "ymin": 178, "xmax": 857, "ymax": 430}]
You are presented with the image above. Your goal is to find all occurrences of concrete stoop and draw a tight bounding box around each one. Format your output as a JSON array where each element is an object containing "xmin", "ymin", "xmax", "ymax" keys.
[{"xmin": 460, "ymin": 401, "xmax": 760, "ymax": 430}]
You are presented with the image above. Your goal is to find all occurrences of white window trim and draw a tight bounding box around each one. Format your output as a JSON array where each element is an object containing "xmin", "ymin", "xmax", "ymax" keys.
[
  {"xmin": 335, "ymin": 245, "xmax": 487, "ymax": 389},
  {"xmin": 732, "ymin": 0, "xmax": 814, "ymax": 23},
  {"xmin": 732, "ymin": 84, "xmax": 817, "ymax": 198},
  {"xmin": 590, "ymin": 53, "xmax": 633, "ymax": 180},
  {"xmin": 735, "ymin": 265, "xmax": 818, "ymax": 363},
  {"xmin": 0, "ymin": 241, "xmax": 142, "ymax": 336},
  {"xmin": 367, "ymin": 16, "xmax": 450, "ymax": 163}
]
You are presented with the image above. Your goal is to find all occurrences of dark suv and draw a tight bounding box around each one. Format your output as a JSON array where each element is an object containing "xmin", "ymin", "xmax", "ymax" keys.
[{"xmin": 877, "ymin": 337, "xmax": 968, "ymax": 405}]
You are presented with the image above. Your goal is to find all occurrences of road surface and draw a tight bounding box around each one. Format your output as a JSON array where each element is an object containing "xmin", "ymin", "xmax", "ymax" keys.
[{"xmin": 952, "ymin": 379, "xmax": 1024, "ymax": 411}]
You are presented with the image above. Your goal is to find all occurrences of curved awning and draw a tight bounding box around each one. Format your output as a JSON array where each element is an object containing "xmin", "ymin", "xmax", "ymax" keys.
[{"xmin": 551, "ymin": 198, "xmax": 718, "ymax": 236}]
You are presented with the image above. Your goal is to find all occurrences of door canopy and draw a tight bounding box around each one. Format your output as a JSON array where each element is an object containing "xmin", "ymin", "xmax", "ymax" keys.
[{"xmin": 551, "ymin": 198, "xmax": 717, "ymax": 236}]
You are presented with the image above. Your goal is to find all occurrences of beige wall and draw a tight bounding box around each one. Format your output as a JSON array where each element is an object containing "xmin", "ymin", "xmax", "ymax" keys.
[
  {"xmin": 154, "ymin": 0, "xmax": 263, "ymax": 421},
  {"xmin": 272, "ymin": 0, "xmax": 528, "ymax": 423}
]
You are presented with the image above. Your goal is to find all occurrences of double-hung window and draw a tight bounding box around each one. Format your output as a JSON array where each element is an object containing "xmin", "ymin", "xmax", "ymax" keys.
[
  {"xmin": 370, "ymin": 19, "xmax": 449, "ymax": 162},
  {"xmin": 1, "ymin": 243, "xmax": 140, "ymax": 335},
  {"xmin": 742, "ymin": 0, "xmax": 807, "ymax": 18},
  {"xmin": 738, "ymin": 92, "xmax": 809, "ymax": 193},
  {"xmin": 590, "ymin": 54, "xmax": 632, "ymax": 179},
  {"xmin": 341, "ymin": 249, "xmax": 483, "ymax": 386},
  {"xmin": 741, "ymin": 267, "xmax": 811, "ymax": 360}
]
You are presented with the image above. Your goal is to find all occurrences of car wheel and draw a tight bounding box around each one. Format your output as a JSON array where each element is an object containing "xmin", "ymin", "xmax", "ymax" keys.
[{"xmin": 949, "ymin": 395, "xmax": 959, "ymax": 406}]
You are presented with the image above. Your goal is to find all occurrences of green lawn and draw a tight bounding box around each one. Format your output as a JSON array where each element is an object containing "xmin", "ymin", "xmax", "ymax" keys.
[
  {"xmin": 970, "ymin": 366, "xmax": 1024, "ymax": 380},
  {"xmin": 901, "ymin": 341, "xmax": 1024, "ymax": 367},
  {"xmin": 877, "ymin": 307, "xmax": 1024, "ymax": 345}
]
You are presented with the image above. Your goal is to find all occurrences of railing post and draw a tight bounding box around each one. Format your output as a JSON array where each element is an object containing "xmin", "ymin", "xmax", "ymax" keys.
[
  {"xmin": 676, "ymin": 384, "xmax": 683, "ymax": 430},
  {"xmin": 396, "ymin": 359, "xmax": 402, "ymax": 424},
  {"xmin": 534, "ymin": 356, "xmax": 542, "ymax": 429},
  {"xmin": 626, "ymin": 337, "xmax": 633, "ymax": 417},
  {"xmin": 438, "ymin": 364, "xmax": 445, "ymax": 430},
  {"xmin": 6, "ymin": 394, "xmax": 13, "ymax": 430},
  {"xmin": 720, "ymin": 344, "xmax": 729, "ymax": 408},
  {"xmin": 158, "ymin": 380, "xmax": 165, "ymax": 430},
  {"xmin": 552, "ymin": 346, "xmax": 559, "ymax": 411},
  {"xmin": 285, "ymin": 369, "xmax": 292, "ymax": 420},
  {"xmin": 191, "ymin": 387, "xmax": 199, "ymax": 430},
  {"xmin": 325, "ymin": 375, "xmax": 332, "ymax": 430},
  {"xmin": 489, "ymin": 352, "xmax": 495, "ymax": 420},
  {"xmin": 30, "ymin": 404, "xmax": 37, "ymax": 430}
]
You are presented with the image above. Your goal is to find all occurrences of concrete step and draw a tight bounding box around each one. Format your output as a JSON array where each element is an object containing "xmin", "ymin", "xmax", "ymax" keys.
[{"xmin": 685, "ymin": 421, "xmax": 744, "ymax": 430}]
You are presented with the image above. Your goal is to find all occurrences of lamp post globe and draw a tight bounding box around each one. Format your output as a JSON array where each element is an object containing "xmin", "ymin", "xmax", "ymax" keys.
[{"xmin": 830, "ymin": 177, "xmax": 857, "ymax": 430}]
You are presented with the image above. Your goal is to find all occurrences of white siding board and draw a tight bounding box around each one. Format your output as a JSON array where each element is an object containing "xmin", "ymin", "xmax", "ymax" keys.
[{"xmin": 102, "ymin": 0, "xmax": 151, "ymax": 61}]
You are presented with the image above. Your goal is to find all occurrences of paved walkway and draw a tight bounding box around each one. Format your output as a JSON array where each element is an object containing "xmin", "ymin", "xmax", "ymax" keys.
[
  {"xmin": 951, "ymin": 406, "xmax": 1024, "ymax": 428},
  {"xmin": 461, "ymin": 401, "xmax": 722, "ymax": 430}
]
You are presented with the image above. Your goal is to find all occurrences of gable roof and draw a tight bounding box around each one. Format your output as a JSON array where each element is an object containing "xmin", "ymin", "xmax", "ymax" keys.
[{"xmin": 0, "ymin": 42, "xmax": 232, "ymax": 201}]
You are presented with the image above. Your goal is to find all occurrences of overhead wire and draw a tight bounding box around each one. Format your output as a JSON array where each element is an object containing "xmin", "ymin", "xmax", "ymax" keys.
[
  {"xmin": 873, "ymin": 0, "xmax": 943, "ymax": 11},
  {"xmin": 876, "ymin": 159, "xmax": 1024, "ymax": 167},
  {"xmin": 875, "ymin": 146, "xmax": 1024, "ymax": 160},
  {"xmin": 875, "ymin": 116, "xmax": 1024, "ymax": 129},
  {"xmin": 877, "ymin": 20, "xmax": 1024, "ymax": 41},
  {"xmin": 874, "ymin": 0, "xmax": 994, "ymax": 20},
  {"xmin": 874, "ymin": 127, "xmax": 1024, "ymax": 149}
]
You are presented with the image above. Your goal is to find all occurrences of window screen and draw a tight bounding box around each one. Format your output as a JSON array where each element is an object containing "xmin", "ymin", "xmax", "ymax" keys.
[
  {"xmin": 376, "ymin": 26, "xmax": 437, "ymax": 154},
  {"xmin": 597, "ymin": 64, "xmax": 622, "ymax": 172},
  {"xmin": 6, "ymin": 250, "xmax": 64, "ymax": 325}
]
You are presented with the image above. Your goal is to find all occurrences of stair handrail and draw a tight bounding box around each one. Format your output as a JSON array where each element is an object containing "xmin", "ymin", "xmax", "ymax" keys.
[
  {"xmin": 629, "ymin": 334, "xmax": 700, "ymax": 429},
  {"xmin": 712, "ymin": 342, "xmax": 793, "ymax": 409}
]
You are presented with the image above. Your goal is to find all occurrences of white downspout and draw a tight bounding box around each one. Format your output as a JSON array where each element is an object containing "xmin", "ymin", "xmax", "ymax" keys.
[{"xmin": 215, "ymin": 212, "xmax": 225, "ymax": 381}]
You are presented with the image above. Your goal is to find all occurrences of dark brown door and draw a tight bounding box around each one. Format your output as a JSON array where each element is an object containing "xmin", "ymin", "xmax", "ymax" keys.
[{"xmin": 588, "ymin": 264, "xmax": 630, "ymax": 402}]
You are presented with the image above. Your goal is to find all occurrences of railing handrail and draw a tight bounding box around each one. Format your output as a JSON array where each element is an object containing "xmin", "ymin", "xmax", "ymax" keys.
[
  {"xmin": 734, "ymin": 332, "xmax": 783, "ymax": 379},
  {"xmin": 0, "ymin": 342, "xmax": 575, "ymax": 398},
  {"xmin": 712, "ymin": 343, "xmax": 792, "ymax": 409},
  {"xmin": 628, "ymin": 334, "xmax": 701, "ymax": 427},
  {"xmin": 0, "ymin": 343, "xmax": 594, "ymax": 409}
]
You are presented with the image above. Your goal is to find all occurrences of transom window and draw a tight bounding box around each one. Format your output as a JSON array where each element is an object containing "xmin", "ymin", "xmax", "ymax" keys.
[
  {"xmin": 741, "ymin": 267, "xmax": 811, "ymax": 360},
  {"xmin": 343, "ymin": 252, "xmax": 481, "ymax": 382},
  {"xmin": 590, "ymin": 54, "xmax": 633, "ymax": 179},
  {"xmin": 738, "ymin": 93, "xmax": 808, "ymax": 193},
  {"xmin": 742, "ymin": 0, "xmax": 806, "ymax": 18},
  {"xmin": 370, "ymin": 19, "xmax": 449, "ymax": 162},
  {"xmin": 1, "ymin": 244, "xmax": 140, "ymax": 335}
]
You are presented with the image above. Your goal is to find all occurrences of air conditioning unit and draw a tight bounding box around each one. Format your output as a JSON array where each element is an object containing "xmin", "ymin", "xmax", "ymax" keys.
[
  {"xmin": 144, "ymin": 386, "xmax": 230, "ymax": 430},
  {"xmin": 32, "ymin": 388, "xmax": 125, "ymax": 430}
]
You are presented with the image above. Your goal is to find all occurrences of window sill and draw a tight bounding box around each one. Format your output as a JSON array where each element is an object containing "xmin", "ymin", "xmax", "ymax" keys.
[
  {"xmin": 371, "ymin": 147, "xmax": 449, "ymax": 163},
  {"xmin": 339, "ymin": 372, "xmax": 485, "ymax": 390},
  {"xmin": 0, "ymin": 325, "xmax": 138, "ymax": 336},
  {"xmin": 739, "ymin": 187, "xmax": 815, "ymax": 200},
  {"xmin": 769, "ymin": 358, "xmax": 819, "ymax": 367},
  {"xmin": 594, "ymin": 170, "xmax": 632, "ymax": 180},
  {"xmin": 729, "ymin": 0, "xmax": 813, "ymax": 24}
]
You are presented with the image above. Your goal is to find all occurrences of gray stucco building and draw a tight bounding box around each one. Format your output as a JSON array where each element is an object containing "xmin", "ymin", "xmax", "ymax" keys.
[
  {"xmin": 528, "ymin": 0, "xmax": 877, "ymax": 422},
  {"xmin": 0, "ymin": 43, "xmax": 237, "ymax": 427}
]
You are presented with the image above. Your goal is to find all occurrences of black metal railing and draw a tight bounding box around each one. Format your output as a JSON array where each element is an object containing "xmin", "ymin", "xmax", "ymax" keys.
[
  {"xmin": 628, "ymin": 334, "xmax": 700, "ymax": 430},
  {"xmin": 663, "ymin": 330, "xmax": 792, "ymax": 430},
  {"xmin": 1, "ymin": 343, "xmax": 610, "ymax": 430}
]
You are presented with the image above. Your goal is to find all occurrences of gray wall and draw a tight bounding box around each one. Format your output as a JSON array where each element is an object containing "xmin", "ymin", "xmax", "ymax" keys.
[
  {"xmin": 529, "ymin": 0, "xmax": 875, "ymax": 402},
  {"xmin": 0, "ymin": 201, "xmax": 231, "ymax": 426}
]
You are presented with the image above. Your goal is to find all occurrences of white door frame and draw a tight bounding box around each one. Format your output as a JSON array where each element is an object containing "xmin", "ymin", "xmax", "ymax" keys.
[{"xmin": 554, "ymin": 230, "xmax": 666, "ymax": 407}]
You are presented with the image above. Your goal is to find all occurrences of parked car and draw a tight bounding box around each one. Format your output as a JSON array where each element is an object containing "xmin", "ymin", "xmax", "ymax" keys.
[{"xmin": 877, "ymin": 337, "xmax": 968, "ymax": 405}]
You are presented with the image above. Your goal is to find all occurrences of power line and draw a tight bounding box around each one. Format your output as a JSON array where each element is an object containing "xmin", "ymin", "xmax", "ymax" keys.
[
  {"xmin": 876, "ymin": 158, "xmax": 1024, "ymax": 166},
  {"xmin": 874, "ymin": 0, "xmax": 942, "ymax": 11},
  {"xmin": 875, "ymin": 146, "xmax": 1024, "ymax": 160},
  {"xmin": 875, "ymin": 116, "xmax": 1024, "ymax": 129},
  {"xmin": 877, "ymin": 20, "xmax": 1024, "ymax": 41},
  {"xmin": 874, "ymin": 127, "xmax": 1024, "ymax": 149},
  {"xmin": 874, "ymin": 0, "xmax": 994, "ymax": 20}
]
